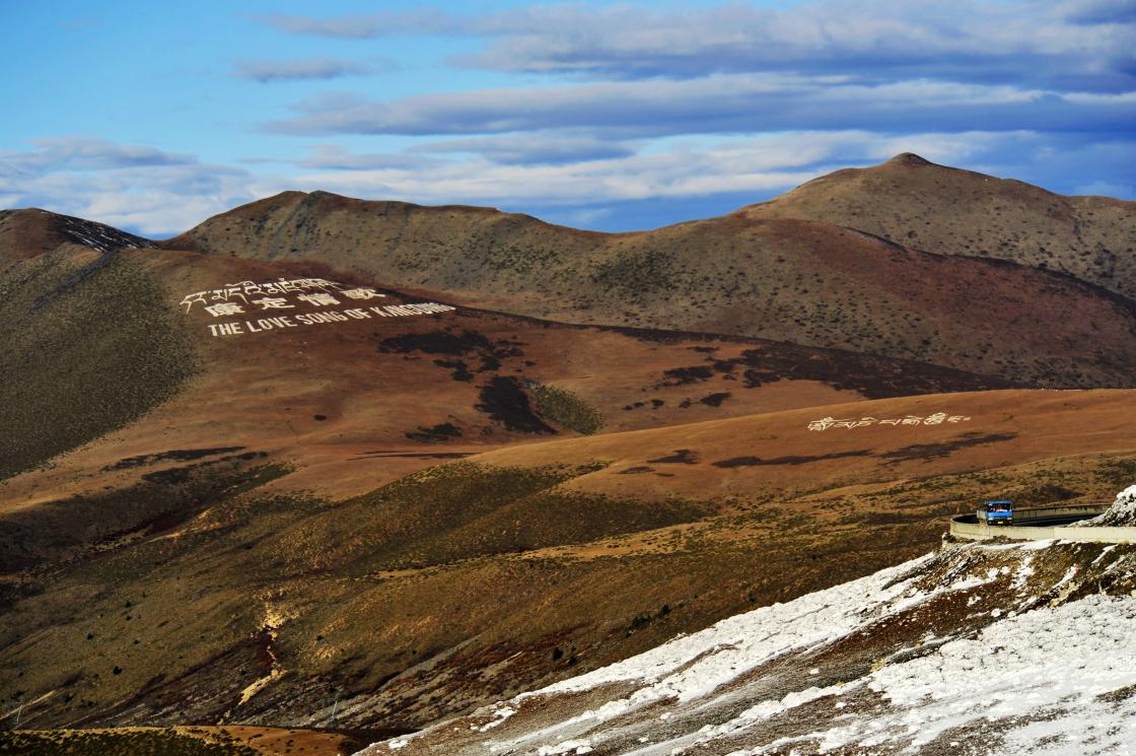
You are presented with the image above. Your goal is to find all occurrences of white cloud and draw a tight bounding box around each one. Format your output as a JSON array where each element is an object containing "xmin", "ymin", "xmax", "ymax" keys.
[
  {"xmin": 0, "ymin": 137, "xmax": 194, "ymax": 173},
  {"xmin": 257, "ymin": 12, "xmax": 386, "ymax": 38},
  {"xmin": 416, "ymin": 132, "xmax": 637, "ymax": 165},
  {"xmin": 267, "ymin": 73, "xmax": 1133, "ymax": 138},
  {"xmin": 232, "ymin": 57, "xmax": 377, "ymax": 83},
  {"xmin": 0, "ymin": 139, "xmax": 259, "ymax": 235}
]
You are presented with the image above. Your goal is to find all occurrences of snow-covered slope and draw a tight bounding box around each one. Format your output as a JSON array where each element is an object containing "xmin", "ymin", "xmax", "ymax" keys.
[{"xmin": 360, "ymin": 530, "xmax": 1136, "ymax": 755}]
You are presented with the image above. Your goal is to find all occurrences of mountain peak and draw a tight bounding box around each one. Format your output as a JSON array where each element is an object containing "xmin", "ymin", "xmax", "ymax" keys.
[{"xmin": 884, "ymin": 152, "xmax": 934, "ymax": 167}]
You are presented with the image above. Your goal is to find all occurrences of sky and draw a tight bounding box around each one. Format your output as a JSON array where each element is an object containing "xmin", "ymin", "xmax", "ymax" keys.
[{"xmin": 1, "ymin": 0, "xmax": 1133, "ymax": 236}]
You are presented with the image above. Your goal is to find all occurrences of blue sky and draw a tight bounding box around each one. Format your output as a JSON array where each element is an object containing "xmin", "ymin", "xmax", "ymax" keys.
[{"xmin": 1, "ymin": 0, "xmax": 1133, "ymax": 235}]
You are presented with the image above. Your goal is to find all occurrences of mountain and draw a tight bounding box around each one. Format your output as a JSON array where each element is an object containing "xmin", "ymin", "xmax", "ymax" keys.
[
  {"xmin": 739, "ymin": 153, "xmax": 1136, "ymax": 301},
  {"xmin": 2, "ymin": 157, "xmax": 1136, "ymax": 742},
  {"xmin": 4, "ymin": 375, "xmax": 1134, "ymax": 730},
  {"xmin": 163, "ymin": 162, "xmax": 1136, "ymax": 389}
]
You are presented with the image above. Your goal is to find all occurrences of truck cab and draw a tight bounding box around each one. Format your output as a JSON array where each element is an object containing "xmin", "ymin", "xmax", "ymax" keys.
[{"xmin": 979, "ymin": 499, "xmax": 1014, "ymax": 525}]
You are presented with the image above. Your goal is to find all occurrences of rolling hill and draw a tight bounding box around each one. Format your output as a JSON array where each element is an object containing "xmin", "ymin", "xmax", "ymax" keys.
[{"xmin": 3, "ymin": 382, "xmax": 1134, "ymax": 732}]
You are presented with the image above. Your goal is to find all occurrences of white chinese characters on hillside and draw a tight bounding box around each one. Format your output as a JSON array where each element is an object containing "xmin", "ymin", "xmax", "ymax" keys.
[
  {"xmin": 178, "ymin": 277, "xmax": 456, "ymax": 338},
  {"xmin": 807, "ymin": 413, "xmax": 971, "ymax": 431}
]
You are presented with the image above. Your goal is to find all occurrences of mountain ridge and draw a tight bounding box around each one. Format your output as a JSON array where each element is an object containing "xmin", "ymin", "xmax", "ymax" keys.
[
  {"xmin": 7, "ymin": 156, "xmax": 1136, "ymax": 389},
  {"xmin": 145, "ymin": 160, "xmax": 1136, "ymax": 388},
  {"xmin": 0, "ymin": 207, "xmax": 150, "ymax": 268}
]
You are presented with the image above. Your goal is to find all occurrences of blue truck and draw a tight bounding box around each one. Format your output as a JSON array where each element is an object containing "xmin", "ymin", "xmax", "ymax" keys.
[{"xmin": 979, "ymin": 499, "xmax": 1015, "ymax": 525}]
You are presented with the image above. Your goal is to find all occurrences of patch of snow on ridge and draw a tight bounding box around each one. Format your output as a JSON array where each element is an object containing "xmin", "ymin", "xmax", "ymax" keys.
[
  {"xmin": 60, "ymin": 216, "xmax": 147, "ymax": 254},
  {"xmin": 441, "ymin": 551, "xmax": 1000, "ymax": 754},
  {"xmin": 1077, "ymin": 483, "xmax": 1136, "ymax": 526},
  {"xmin": 357, "ymin": 552, "xmax": 935, "ymax": 754},
  {"xmin": 473, "ymin": 705, "xmax": 516, "ymax": 732}
]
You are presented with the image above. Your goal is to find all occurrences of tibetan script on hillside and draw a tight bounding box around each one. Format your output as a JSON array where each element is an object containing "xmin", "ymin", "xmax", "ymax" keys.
[{"xmin": 807, "ymin": 413, "xmax": 971, "ymax": 431}]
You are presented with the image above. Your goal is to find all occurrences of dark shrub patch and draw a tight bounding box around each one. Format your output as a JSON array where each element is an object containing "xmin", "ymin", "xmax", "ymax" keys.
[
  {"xmin": 659, "ymin": 365, "xmax": 715, "ymax": 386},
  {"xmin": 475, "ymin": 377, "xmax": 555, "ymax": 434},
  {"xmin": 881, "ymin": 432, "xmax": 1017, "ymax": 463},
  {"xmin": 433, "ymin": 359, "xmax": 474, "ymax": 381},
  {"xmin": 530, "ymin": 383, "xmax": 604, "ymax": 435},
  {"xmin": 712, "ymin": 450, "xmax": 873, "ymax": 467},
  {"xmin": 104, "ymin": 447, "xmax": 245, "ymax": 471}
]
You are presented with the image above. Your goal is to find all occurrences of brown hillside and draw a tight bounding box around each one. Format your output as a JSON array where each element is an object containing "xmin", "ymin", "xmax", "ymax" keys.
[
  {"xmin": 163, "ymin": 185, "xmax": 1136, "ymax": 389},
  {"xmin": 0, "ymin": 244, "xmax": 1007, "ymax": 506},
  {"xmin": 0, "ymin": 241, "xmax": 194, "ymax": 480},
  {"xmin": 738, "ymin": 153, "xmax": 1136, "ymax": 299}
]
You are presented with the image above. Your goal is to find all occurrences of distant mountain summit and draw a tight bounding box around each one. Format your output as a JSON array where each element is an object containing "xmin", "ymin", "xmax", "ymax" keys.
[
  {"xmin": 885, "ymin": 151, "xmax": 935, "ymax": 166},
  {"xmin": 739, "ymin": 153, "xmax": 1136, "ymax": 300}
]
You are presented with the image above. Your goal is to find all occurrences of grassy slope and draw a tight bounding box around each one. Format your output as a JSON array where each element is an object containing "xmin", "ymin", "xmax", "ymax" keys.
[
  {"xmin": 0, "ymin": 724, "xmax": 370, "ymax": 755},
  {"xmin": 377, "ymin": 539, "xmax": 1136, "ymax": 755},
  {"xmin": 0, "ymin": 728, "xmax": 254, "ymax": 755},
  {"xmin": 3, "ymin": 391, "xmax": 1134, "ymax": 733},
  {"xmin": 0, "ymin": 243, "xmax": 1016, "ymax": 510},
  {"xmin": 0, "ymin": 247, "xmax": 195, "ymax": 480}
]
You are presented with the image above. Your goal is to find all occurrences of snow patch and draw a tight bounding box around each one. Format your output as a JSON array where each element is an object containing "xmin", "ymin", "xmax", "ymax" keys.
[{"xmin": 1078, "ymin": 483, "xmax": 1136, "ymax": 526}]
